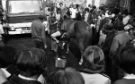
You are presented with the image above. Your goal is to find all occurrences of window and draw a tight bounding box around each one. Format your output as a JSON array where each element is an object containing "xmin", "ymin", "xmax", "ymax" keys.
[{"xmin": 8, "ymin": 0, "xmax": 42, "ymax": 14}]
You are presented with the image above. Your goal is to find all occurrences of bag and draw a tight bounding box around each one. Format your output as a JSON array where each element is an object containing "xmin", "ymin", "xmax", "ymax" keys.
[{"xmin": 55, "ymin": 57, "xmax": 66, "ymax": 68}]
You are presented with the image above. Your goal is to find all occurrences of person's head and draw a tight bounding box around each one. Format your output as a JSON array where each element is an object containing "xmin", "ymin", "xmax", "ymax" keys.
[
  {"xmin": 99, "ymin": 6, "xmax": 105, "ymax": 12},
  {"xmin": 81, "ymin": 46, "xmax": 105, "ymax": 73},
  {"xmin": 102, "ymin": 23, "xmax": 114, "ymax": 34},
  {"xmin": 121, "ymin": 9, "xmax": 129, "ymax": 17},
  {"xmin": 76, "ymin": 4, "xmax": 79, "ymax": 9},
  {"xmin": 111, "ymin": 8, "xmax": 120, "ymax": 15},
  {"xmin": 64, "ymin": 9, "xmax": 71, "ymax": 19},
  {"xmin": 92, "ymin": 6, "xmax": 96, "ymax": 10},
  {"xmin": 38, "ymin": 15, "xmax": 45, "ymax": 22},
  {"xmin": 124, "ymin": 18, "xmax": 135, "ymax": 36},
  {"xmin": 16, "ymin": 47, "xmax": 47, "ymax": 77},
  {"xmin": 88, "ymin": 4, "xmax": 92, "ymax": 8},
  {"xmin": 49, "ymin": 67, "xmax": 84, "ymax": 84},
  {"xmin": 0, "ymin": 46, "xmax": 17, "ymax": 68},
  {"xmin": 59, "ymin": 3, "xmax": 63, "ymax": 7},
  {"xmin": 73, "ymin": 4, "xmax": 76, "ymax": 9},
  {"xmin": 105, "ymin": 17, "xmax": 112, "ymax": 24},
  {"xmin": 69, "ymin": 3, "xmax": 73, "ymax": 8},
  {"xmin": 85, "ymin": 8, "xmax": 89, "ymax": 13},
  {"xmin": 117, "ymin": 46, "xmax": 135, "ymax": 74},
  {"xmin": 48, "ymin": 7, "xmax": 51, "ymax": 12},
  {"xmin": 57, "ymin": 8, "xmax": 61, "ymax": 14}
]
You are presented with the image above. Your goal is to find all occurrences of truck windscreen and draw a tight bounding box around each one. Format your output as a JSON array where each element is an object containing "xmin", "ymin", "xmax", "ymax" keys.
[{"xmin": 8, "ymin": 0, "xmax": 42, "ymax": 15}]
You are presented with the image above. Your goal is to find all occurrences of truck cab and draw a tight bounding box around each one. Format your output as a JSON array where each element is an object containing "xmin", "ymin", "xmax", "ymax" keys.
[{"xmin": 1, "ymin": 0, "xmax": 44, "ymax": 35}]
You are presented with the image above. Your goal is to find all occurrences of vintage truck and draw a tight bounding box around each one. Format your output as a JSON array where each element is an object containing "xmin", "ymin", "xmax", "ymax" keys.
[{"xmin": 1, "ymin": 0, "xmax": 45, "ymax": 35}]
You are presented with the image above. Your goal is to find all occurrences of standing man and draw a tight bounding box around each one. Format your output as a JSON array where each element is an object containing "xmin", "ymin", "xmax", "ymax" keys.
[
  {"xmin": 59, "ymin": 2, "xmax": 64, "ymax": 11},
  {"xmin": 31, "ymin": 15, "xmax": 47, "ymax": 49},
  {"xmin": 70, "ymin": 4, "xmax": 78, "ymax": 20}
]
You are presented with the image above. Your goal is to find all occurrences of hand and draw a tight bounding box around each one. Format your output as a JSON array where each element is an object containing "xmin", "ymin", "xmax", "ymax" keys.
[
  {"xmin": 56, "ymin": 40, "xmax": 59, "ymax": 44},
  {"xmin": 53, "ymin": 21, "xmax": 57, "ymax": 24},
  {"xmin": 44, "ymin": 44, "xmax": 47, "ymax": 49}
]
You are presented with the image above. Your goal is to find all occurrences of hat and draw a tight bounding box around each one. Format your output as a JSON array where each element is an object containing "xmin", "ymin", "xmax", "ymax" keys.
[{"xmin": 102, "ymin": 23, "xmax": 114, "ymax": 34}]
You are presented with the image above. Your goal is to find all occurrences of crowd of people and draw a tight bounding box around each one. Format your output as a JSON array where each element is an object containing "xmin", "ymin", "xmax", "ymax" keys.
[{"xmin": 0, "ymin": 2, "xmax": 135, "ymax": 84}]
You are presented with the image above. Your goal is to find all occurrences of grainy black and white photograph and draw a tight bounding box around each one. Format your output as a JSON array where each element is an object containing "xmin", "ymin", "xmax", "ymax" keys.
[{"xmin": 0, "ymin": 0, "xmax": 135, "ymax": 84}]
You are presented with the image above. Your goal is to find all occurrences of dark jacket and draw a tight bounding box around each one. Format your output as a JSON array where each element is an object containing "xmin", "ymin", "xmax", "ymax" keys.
[{"xmin": 3, "ymin": 75, "xmax": 41, "ymax": 84}]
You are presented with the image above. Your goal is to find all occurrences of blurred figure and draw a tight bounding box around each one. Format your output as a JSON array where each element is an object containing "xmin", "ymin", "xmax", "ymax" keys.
[
  {"xmin": 3, "ymin": 47, "xmax": 47, "ymax": 84},
  {"xmin": 122, "ymin": 9, "xmax": 131, "ymax": 26},
  {"xmin": 88, "ymin": 4, "xmax": 92, "ymax": 11},
  {"xmin": 51, "ymin": 8, "xmax": 63, "ymax": 43},
  {"xmin": 70, "ymin": 4, "xmax": 78, "ymax": 19},
  {"xmin": 109, "ymin": 19, "xmax": 135, "ymax": 82},
  {"xmin": 31, "ymin": 15, "xmax": 47, "ymax": 49},
  {"xmin": 84, "ymin": 8, "xmax": 90, "ymax": 23},
  {"xmin": 0, "ymin": 20, "xmax": 4, "ymax": 49},
  {"xmin": 114, "ymin": 45, "xmax": 135, "ymax": 84},
  {"xmin": 98, "ymin": 18, "xmax": 114, "ymax": 46},
  {"xmin": 101, "ymin": 20, "xmax": 116, "ymax": 78},
  {"xmin": 98, "ymin": 18, "xmax": 113, "ymax": 46},
  {"xmin": 0, "ymin": 6, "xmax": 3, "ymax": 20},
  {"xmin": 48, "ymin": 67, "xmax": 84, "ymax": 84},
  {"xmin": 110, "ymin": 20, "xmax": 134, "ymax": 58},
  {"xmin": 58, "ymin": 2, "xmax": 65, "ymax": 18},
  {"xmin": 79, "ymin": 46, "xmax": 111, "ymax": 84},
  {"xmin": 59, "ymin": 3, "xmax": 64, "ymax": 10}
]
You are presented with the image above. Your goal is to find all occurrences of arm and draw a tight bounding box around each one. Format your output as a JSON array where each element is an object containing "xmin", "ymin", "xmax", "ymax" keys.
[
  {"xmin": 0, "ymin": 25, "xmax": 4, "ymax": 34},
  {"xmin": 110, "ymin": 37, "xmax": 119, "ymax": 57},
  {"xmin": 41, "ymin": 25, "xmax": 47, "ymax": 49}
]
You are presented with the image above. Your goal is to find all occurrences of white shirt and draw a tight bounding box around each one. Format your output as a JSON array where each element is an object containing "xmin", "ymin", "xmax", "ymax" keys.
[
  {"xmin": 0, "ymin": 24, "xmax": 4, "ymax": 40},
  {"xmin": 84, "ymin": 12, "xmax": 89, "ymax": 22},
  {"xmin": 123, "ymin": 15, "xmax": 131, "ymax": 25},
  {"xmin": 80, "ymin": 72, "xmax": 111, "ymax": 84},
  {"xmin": 55, "ymin": 14, "xmax": 61, "ymax": 21},
  {"xmin": 70, "ymin": 8, "xmax": 78, "ymax": 19},
  {"xmin": 105, "ymin": 12, "xmax": 109, "ymax": 17}
]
